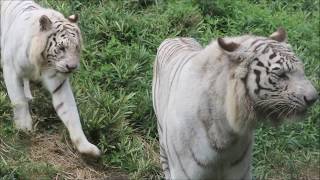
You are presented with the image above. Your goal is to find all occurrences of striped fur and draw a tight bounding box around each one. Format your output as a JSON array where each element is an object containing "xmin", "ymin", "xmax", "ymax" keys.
[
  {"xmin": 152, "ymin": 30, "xmax": 318, "ymax": 179},
  {"xmin": 1, "ymin": 0, "xmax": 100, "ymax": 157}
]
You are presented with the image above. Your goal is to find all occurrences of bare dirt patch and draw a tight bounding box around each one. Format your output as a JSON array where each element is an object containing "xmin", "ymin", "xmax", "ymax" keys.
[
  {"xmin": 300, "ymin": 166, "xmax": 320, "ymax": 180},
  {"xmin": 29, "ymin": 132, "xmax": 128, "ymax": 180}
]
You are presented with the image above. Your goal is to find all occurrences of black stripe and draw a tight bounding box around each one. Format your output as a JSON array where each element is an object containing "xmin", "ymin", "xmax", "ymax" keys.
[
  {"xmin": 64, "ymin": 24, "xmax": 76, "ymax": 28},
  {"xmin": 157, "ymin": 121, "xmax": 163, "ymax": 133},
  {"xmin": 172, "ymin": 144, "xmax": 191, "ymax": 180},
  {"xmin": 251, "ymin": 39, "xmax": 263, "ymax": 46},
  {"xmin": 163, "ymin": 166, "xmax": 169, "ymax": 171},
  {"xmin": 253, "ymin": 70, "xmax": 277, "ymax": 94},
  {"xmin": 189, "ymin": 146, "xmax": 210, "ymax": 168},
  {"xmin": 230, "ymin": 142, "xmax": 250, "ymax": 166},
  {"xmin": 160, "ymin": 144, "xmax": 165, "ymax": 152},
  {"xmin": 262, "ymin": 45, "xmax": 270, "ymax": 54},
  {"xmin": 256, "ymin": 61, "xmax": 264, "ymax": 67},
  {"xmin": 200, "ymin": 102, "xmax": 224, "ymax": 152},
  {"xmin": 254, "ymin": 70, "xmax": 262, "ymax": 94},
  {"xmin": 2, "ymin": 0, "xmax": 15, "ymax": 14},
  {"xmin": 269, "ymin": 52, "xmax": 277, "ymax": 59},
  {"xmin": 48, "ymin": 33, "xmax": 57, "ymax": 39},
  {"xmin": 21, "ymin": 5, "xmax": 38, "ymax": 13},
  {"xmin": 160, "ymin": 154, "xmax": 167, "ymax": 160},
  {"xmin": 43, "ymin": 34, "xmax": 56, "ymax": 58},
  {"xmin": 54, "ymin": 20, "xmax": 64, "ymax": 23},
  {"xmin": 268, "ymin": 78, "xmax": 276, "ymax": 86},
  {"xmin": 159, "ymin": 144, "xmax": 171, "ymax": 175},
  {"xmin": 253, "ymin": 42, "xmax": 266, "ymax": 52},
  {"xmin": 24, "ymin": 16, "xmax": 32, "ymax": 20},
  {"xmin": 240, "ymin": 165, "xmax": 250, "ymax": 180},
  {"xmin": 12, "ymin": 2, "xmax": 35, "ymax": 18},
  {"xmin": 53, "ymin": 80, "xmax": 66, "ymax": 94},
  {"xmin": 168, "ymin": 53, "xmax": 197, "ymax": 95},
  {"xmin": 3, "ymin": 1, "xmax": 25, "ymax": 36},
  {"xmin": 285, "ymin": 61, "xmax": 291, "ymax": 71},
  {"xmin": 288, "ymin": 97, "xmax": 303, "ymax": 106},
  {"xmin": 26, "ymin": 43, "xmax": 31, "ymax": 58},
  {"xmin": 272, "ymin": 67, "xmax": 280, "ymax": 71},
  {"xmin": 47, "ymin": 54, "xmax": 57, "ymax": 58},
  {"xmin": 55, "ymin": 102, "xmax": 64, "ymax": 112},
  {"xmin": 164, "ymin": 123, "xmax": 174, "ymax": 168},
  {"xmin": 48, "ymin": 42, "xmax": 53, "ymax": 50},
  {"xmin": 60, "ymin": 111, "xmax": 68, "ymax": 116},
  {"xmin": 10, "ymin": 1, "xmax": 24, "ymax": 13},
  {"xmin": 56, "ymin": 24, "xmax": 63, "ymax": 29},
  {"xmin": 49, "ymin": 72, "xmax": 58, "ymax": 78}
]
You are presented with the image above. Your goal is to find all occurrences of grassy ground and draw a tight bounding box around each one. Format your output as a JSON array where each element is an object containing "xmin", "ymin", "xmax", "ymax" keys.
[{"xmin": 1, "ymin": 0, "xmax": 319, "ymax": 179}]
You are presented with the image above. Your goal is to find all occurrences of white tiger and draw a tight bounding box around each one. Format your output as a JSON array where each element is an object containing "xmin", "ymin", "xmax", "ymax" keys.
[
  {"xmin": 152, "ymin": 28, "xmax": 318, "ymax": 179},
  {"xmin": 0, "ymin": 0, "xmax": 100, "ymax": 157}
]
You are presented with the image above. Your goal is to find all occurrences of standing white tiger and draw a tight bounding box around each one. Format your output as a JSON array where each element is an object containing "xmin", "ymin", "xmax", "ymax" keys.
[
  {"xmin": 152, "ymin": 28, "xmax": 318, "ymax": 179},
  {"xmin": 0, "ymin": 0, "xmax": 100, "ymax": 157}
]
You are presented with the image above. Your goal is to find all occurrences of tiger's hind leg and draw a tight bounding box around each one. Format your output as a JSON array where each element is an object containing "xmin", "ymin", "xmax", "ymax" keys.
[{"xmin": 160, "ymin": 142, "xmax": 171, "ymax": 179}]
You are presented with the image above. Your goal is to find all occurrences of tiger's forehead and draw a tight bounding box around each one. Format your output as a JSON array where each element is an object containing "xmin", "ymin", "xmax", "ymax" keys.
[
  {"xmin": 53, "ymin": 19, "xmax": 79, "ymax": 33},
  {"xmin": 50, "ymin": 19, "xmax": 80, "ymax": 44},
  {"xmin": 252, "ymin": 43, "xmax": 303, "ymax": 72}
]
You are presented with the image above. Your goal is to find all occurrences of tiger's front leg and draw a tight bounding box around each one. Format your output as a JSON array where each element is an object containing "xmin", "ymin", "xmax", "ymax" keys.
[
  {"xmin": 3, "ymin": 66, "xmax": 33, "ymax": 131},
  {"xmin": 42, "ymin": 72, "xmax": 101, "ymax": 157}
]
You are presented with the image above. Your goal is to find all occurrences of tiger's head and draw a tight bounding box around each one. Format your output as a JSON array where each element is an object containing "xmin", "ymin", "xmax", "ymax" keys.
[
  {"xmin": 218, "ymin": 28, "xmax": 318, "ymax": 123},
  {"xmin": 32, "ymin": 14, "xmax": 82, "ymax": 75}
]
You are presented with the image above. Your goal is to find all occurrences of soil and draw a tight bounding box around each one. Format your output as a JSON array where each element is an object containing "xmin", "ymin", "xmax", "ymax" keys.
[{"xmin": 28, "ymin": 132, "xmax": 128, "ymax": 180}]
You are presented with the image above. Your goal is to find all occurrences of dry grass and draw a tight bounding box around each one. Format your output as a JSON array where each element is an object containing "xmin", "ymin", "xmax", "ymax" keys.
[{"xmin": 28, "ymin": 132, "xmax": 128, "ymax": 180}]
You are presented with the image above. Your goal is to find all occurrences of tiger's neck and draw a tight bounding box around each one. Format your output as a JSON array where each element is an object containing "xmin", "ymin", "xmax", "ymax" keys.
[{"xmin": 197, "ymin": 41, "xmax": 256, "ymax": 149}]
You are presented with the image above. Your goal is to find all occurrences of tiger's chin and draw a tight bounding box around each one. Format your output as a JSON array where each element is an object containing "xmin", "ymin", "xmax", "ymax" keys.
[
  {"xmin": 257, "ymin": 107, "xmax": 308, "ymax": 126},
  {"xmin": 54, "ymin": 68, "xmax": 74, "ymax": 75}
]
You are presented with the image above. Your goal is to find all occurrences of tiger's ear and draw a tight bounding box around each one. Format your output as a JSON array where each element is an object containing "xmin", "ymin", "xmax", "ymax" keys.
[
  {"xmin": 270, "ymin": 27, "xmax": 287, "ymax": 42},
  {"xmin": 218, "ymin": 38, "xmax": 240, "ymax": 52},
  {"xmin": 68, "ymin": 14, "xmax": 79, "ymax": 23},
  {"xmin": 39, "ymin": 15, "xmax": 52, "ymax": 31}
]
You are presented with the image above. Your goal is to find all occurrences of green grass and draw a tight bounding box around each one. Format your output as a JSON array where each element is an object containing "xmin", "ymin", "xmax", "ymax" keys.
[{"xmin": 1, "ymin": 0, "xmax": 319, "ymax": 179}]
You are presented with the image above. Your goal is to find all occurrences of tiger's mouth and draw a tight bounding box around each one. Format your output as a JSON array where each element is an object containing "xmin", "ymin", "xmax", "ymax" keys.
[
  {"xmin": 56, "ymin": 69, "xmax": 73, "ymax": 74},
  {"xmin": 61, "ymin": 70, "xmax": 74, "ymax": 74}
]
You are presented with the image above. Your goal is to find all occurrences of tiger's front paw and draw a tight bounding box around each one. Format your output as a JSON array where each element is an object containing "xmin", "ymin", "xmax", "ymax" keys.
[
  {"xmin": 77, "ymin": 140, "xmax": 101, "ymax": 157},
  {"xmin": 13, "ymin": 103, "xmax": 33, "ymax": 132},
  {"xmin": 14, "ymin": 116, "xmax": 32, "ymax": 132}
]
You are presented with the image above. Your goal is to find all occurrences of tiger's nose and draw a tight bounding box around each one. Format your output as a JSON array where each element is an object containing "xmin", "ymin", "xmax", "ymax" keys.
[
  {"xmin": 66, "ymin": 64, "xmax": 78, "ymax": 71},
  {"xmin": 303, "ymin": 93, "xmax": 319, "ymax": 106}
]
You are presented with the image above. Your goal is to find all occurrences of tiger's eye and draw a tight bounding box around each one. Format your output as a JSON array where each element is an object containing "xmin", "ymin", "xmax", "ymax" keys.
[
  {"xmin": 59, "ymin": 47, "xmax": 65, "ymax": 52},
  {"xmin": 278, "ymin": 73, "xmax": 288, "ymax": 79}
]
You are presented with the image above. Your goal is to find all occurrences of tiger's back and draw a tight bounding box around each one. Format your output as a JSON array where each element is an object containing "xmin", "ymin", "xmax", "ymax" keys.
[
  {"xmin": 153, "ymin": 38, "xmax": 202, "ymax": 120},
  {"xmin": 153, "ymin": 37, "xmax": 205, "ymax": 179}
]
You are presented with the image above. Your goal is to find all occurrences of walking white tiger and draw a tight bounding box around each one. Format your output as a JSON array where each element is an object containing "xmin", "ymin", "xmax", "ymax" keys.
[
  {"xmin": 152, "ymin": 28, "xmax": 318, "ymax": 179},
  {"xmin": 0, "ymin": 0, "xmax": 100, "ymax": 157}
]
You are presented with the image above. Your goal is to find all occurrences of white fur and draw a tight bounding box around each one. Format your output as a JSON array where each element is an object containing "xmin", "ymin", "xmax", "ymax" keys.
[
  {"xmin": 153, "ymin": 38, "xmax": 254, "ymax": 179},
  {"xmin": 153, "ymin": 33, "xmax": 318, "ymax": 179},
  {"xmin": 1, "ymin": 0, "xmax": 100, "ymax": 157}
]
